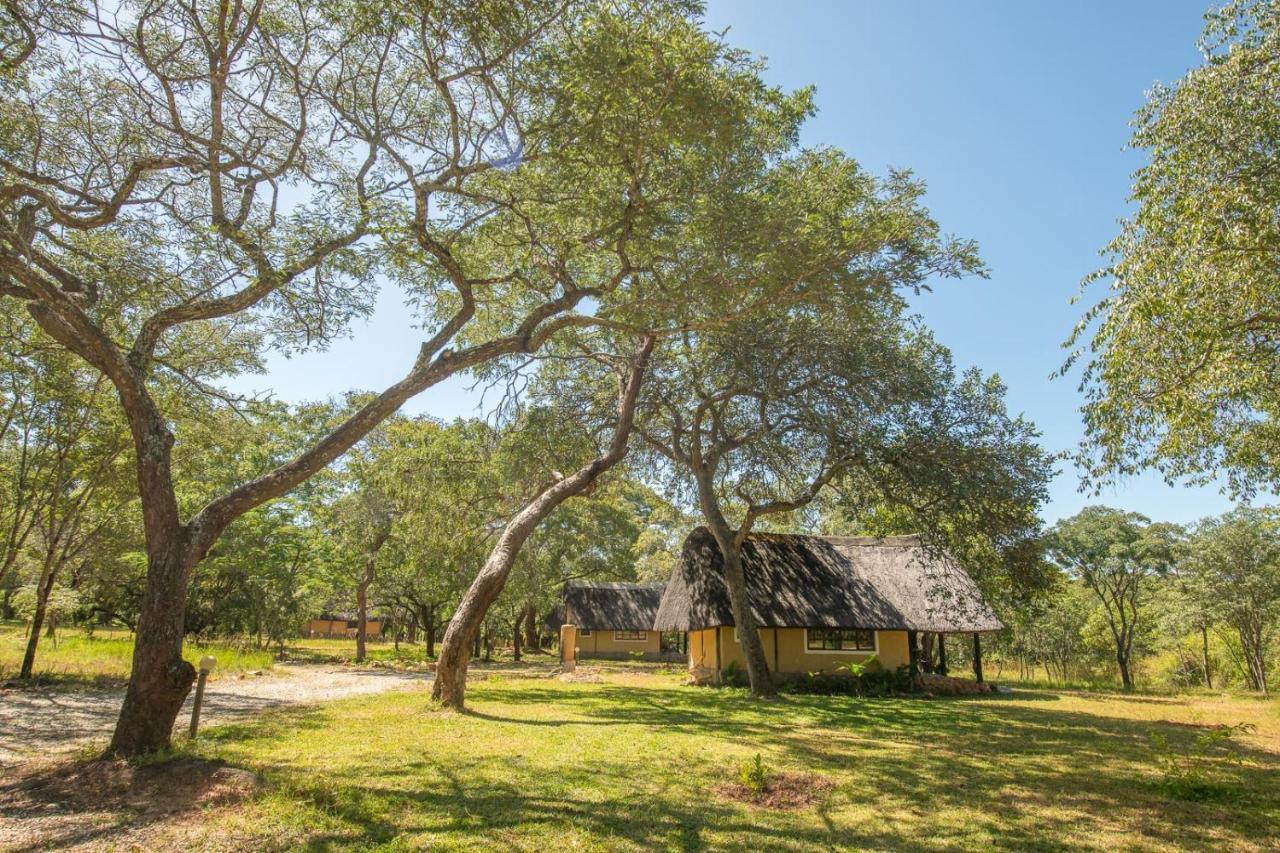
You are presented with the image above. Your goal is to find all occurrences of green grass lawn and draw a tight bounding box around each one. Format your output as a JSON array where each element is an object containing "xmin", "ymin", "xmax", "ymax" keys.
[
  {"xmin": 148, "ymin": 670, "xmax": 1280, "ymax": 851},
  {"xmin": 0, "ymin": 624, "xmax": 277, "ymax": 683}
]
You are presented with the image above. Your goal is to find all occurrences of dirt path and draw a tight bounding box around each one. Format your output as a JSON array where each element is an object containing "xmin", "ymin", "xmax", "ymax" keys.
[{"xmin": 0, "ymin": 664, "xmax": 429, "ymax": 766}]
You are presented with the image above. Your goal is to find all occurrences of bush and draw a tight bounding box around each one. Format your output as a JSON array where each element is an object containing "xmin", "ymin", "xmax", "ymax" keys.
[
  {"xmin": 739, "ymin": 753, "xmax": 769, "ymax": 793},
  {"xmin": 721, "ymin": 659, "xmax": 748, "ymax": 687},
  {"xmin": 1149, "ymin": 722, "xmax": 1255, "ymax": 801},
  {"xmin": 783, "ymin": 659, "xmax": 914, "ymax": 697}
]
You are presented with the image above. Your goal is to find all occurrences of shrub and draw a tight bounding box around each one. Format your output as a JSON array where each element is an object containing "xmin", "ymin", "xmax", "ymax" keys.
[
  {"xmin": 784, "ymin": 661, "xmax": 914, "ymax": 697},
  {"xmin": 1149, "ymin": 722, "xmax": 1255, "ymax": 801},
  {"xmin": 739, "ymin": 753, "xmax": 769, "ymax": 793},
  {"xmin": 721, "ymin": 659, "xmax": 748, "ymax": 687}
]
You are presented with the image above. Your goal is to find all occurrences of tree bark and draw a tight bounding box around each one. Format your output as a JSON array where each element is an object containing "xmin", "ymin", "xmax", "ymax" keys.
[
  {"xmin": 972, "ymin": 633, "xmax": 984, "ymax": 683},
  {"xmin": 108, "ymin": 537, "xmax": 198, "ymax": 756},
  {"xmin": 19, "ymin": 550, "xmax": 60, "ymax": 678},
  {"xmin": 705, "ymin": 522, "xmax": 775, "ymax": 698},
  {"xmin": 1201, "ymin": 625, "xmax": 1212, "ymax": 689},
  {"xmin": 511, "ymin": 617, "xmax": 522, "ymax": 661},
  {"xmin": 524, "ymin": 605, "xmax": 539, "ymax": 650},
  {"xmin": 431, "ymin": 337, "xmax": 653, "ymax": 708},
  {"xmin": 690, "ymin": 465, "xmax": 774, "ymax": 698},
  {"xmin": 1116, "ymin": 650, "xmax": 1133, "ymax": 690},
  {"xmin": 425, "ymin": 605, "xmax": 435, "ymax": 658}
]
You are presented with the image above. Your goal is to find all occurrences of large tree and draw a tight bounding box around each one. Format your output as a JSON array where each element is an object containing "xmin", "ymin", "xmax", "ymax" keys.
[
  {"xmin": 1066, "ymin": 1, "xmax": 1280, "ymax": 494},
  {"xmin": 635, "ymin": 299, "xmax": 1042, "ymax": 696},
  {"xmin": 0, "ymin": 1, "xmax": 790, "ymax": 753},
  {"xmin": 1187, "ymin": 506, "xmax": 1280, "ymax": 694},
  {"xmin": 1045, "ymin": 507, "xmax": 1179, "ymax": 690}
]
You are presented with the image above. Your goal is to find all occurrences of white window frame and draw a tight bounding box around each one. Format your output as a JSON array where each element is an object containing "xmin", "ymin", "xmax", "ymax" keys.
[
  {"xmin": 613, "ymin": 630, "xmax": 648, "ymax": 642},
  {"xmin": 803, "ymin": 628, "xmax": 879, "ymax": 655},
  {"xmin": 578, "ymin": 628, "xmax": 592, "ymax": 637}
]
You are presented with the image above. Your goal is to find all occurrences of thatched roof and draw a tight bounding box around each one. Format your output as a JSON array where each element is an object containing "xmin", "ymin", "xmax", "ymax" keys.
[
  {"xmin": 557, "ymin": 580, "xmax": 666, "ymax": 632},
  {"xmin": 653, "ymin": 528, "xmax": 1002, "ymax": 634}
]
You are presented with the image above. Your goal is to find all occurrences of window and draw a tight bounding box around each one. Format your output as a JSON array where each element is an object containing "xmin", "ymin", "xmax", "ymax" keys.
[
  {"xmin": 614, "ymin": 630, "xmax": 647, "ymax": 642},
  {"xmin": 578, "ymin": 629, "xmax": 592, "ymax": 637},
  {"xmin": 805, "ymin": 628, "xmax": 875, "ymax": 652}
]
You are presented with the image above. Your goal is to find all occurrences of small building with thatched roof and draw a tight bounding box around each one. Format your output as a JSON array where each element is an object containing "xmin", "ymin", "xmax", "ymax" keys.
[
  {"xmin": 552, "ymin": 580, "xmax": 684, "ymax": 661},
  {"xmin": 654, "ymin": 528, "xmax": 1001, "ymax": 683}
]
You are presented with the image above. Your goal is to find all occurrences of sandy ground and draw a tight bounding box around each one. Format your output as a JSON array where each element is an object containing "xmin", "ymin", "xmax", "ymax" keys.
[{"xmin": 0, "ymin": 664, "xmax": 430, "ymax": 767}]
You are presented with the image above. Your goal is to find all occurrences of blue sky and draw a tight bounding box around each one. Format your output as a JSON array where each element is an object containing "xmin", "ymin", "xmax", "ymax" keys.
[{"xmin": 232, "ymin": 1, "xmax": 1235, "ymax": 525}]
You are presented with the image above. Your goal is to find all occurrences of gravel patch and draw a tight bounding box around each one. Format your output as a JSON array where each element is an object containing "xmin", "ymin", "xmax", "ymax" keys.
[{"xmin": 0, "ymin": 664, "xmax": 429, "ymax": 767}]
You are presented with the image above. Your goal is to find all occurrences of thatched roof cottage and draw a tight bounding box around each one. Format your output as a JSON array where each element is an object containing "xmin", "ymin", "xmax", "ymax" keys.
[
  {"xmin": 654, "ymin": 528, "xmax": 1001, "ymax": 683},
  {"xmin": 552, "ymin": 580, "xmax": 683, "ymax": 661}
]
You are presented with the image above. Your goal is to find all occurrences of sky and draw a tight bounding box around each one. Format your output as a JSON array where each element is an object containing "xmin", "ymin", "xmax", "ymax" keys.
[{"xmin": 230, "ymin": 1, "xmax": 1235, "ymax": 526}]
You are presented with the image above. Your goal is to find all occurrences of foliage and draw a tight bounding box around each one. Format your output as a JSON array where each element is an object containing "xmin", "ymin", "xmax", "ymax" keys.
[
  {"xmin": 1185, "ymin": 507, "xmax": 1280, "ymax": 693},
  {"xmin": 1045, "ymin": 507, "xmax": 1179, "ymax": 689},
  {"xmin": 1148, "ymin": 722, "xmax": 1256, "ymax": 802},
  {"xmin": 785, "ymin": 660, "xmax": 913, "ymax": 697},
  {"xmin": 1066, "ymin": 0, "xmax": 1280, "ymax": 496},
  {"xmin": 739, "ymin": 752, "xmax": 770, "ymax": 794}
]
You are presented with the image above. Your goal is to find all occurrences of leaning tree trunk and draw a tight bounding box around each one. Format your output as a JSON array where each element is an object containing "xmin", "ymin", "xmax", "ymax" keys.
[
  {"xmin": 431, "ymin": 337, "xmax": 653, "ymax": 709},
  {"xmin": 693, "ymin": 471, "xmax": 775, "ymax": 698},
  {"xmin": 18, "ymin": 549, "xmax": 60, "ymax": 678}
]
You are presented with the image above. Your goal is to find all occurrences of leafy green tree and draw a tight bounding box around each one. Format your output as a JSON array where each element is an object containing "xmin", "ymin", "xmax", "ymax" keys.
[
  {"xmin": 1187, "ymin": 507, "xmax": 1280, "ymax": 694},
  {"xmin": 636, "ymin": 298, "xmax": 1041, "ymax": 696},
  {"xmin": 1066, "ymin": 1, "xmax": 1280, "ymax": 495},
  {"xmin": 1045, "ymin": 507, "xmax": 1180, "ymax": 689},
  {"xmin": 2, "ymin": 1, "xmax": 804, "ymax": 752}
]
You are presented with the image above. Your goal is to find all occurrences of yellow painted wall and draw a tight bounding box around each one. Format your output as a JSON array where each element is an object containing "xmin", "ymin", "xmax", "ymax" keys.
[
  {"xmin": 687, "ymin": 627, "xmax": 911, "ymax": 678},
  {"xmin": 304, "ymin": 619, "xmax": 384, "ymax": 639},
  {"xmin": 575, "ymin": 628, "xmax": 662, "ymax": 657}
]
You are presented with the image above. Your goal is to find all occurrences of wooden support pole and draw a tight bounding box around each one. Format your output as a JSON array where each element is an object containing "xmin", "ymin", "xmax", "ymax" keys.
[
  {"xmin": 907, "ymin": 629, "xmax": 919, "ymax": 683},
  {"xmin": 715, "ymin": 627, "xmax": 722, "ymax": 682},
  {"xmin": 938, "ymin": 633, "xmax": 948, "ymax": 676},
  {"xmin": 972, "ymin": 632, "xmax": 984, "ymax": 683}
]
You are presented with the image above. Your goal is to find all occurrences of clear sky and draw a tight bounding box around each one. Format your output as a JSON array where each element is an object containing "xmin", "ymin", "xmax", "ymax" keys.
[{"xmin": 230, "ymin": 1, "xmax": 1238, "ymax": 525}]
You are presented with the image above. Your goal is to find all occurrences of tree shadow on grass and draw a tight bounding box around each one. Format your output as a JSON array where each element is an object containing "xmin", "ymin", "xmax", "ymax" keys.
[{"xmin": 14, "ymin": 682, "xmax": 1274, "ymax": 851}]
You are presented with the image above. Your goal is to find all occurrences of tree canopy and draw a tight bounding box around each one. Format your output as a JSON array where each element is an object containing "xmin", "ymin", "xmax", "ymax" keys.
[{"xmin": 1066, "ymin": 0, "xmax": 1280, "ymax": 495}]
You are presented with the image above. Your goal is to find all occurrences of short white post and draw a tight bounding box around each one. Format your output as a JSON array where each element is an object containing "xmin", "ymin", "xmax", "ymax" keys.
[{"xmin": 189, "ymin": 655, "xmax": 217, "ymax": 738}]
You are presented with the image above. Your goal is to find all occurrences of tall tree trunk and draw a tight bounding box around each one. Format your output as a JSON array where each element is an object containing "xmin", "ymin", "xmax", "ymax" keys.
[
  {"xmin": 18, "ymin": 556, "xmax": 57, "ymax": 678},
  {"xmin": 512, "ymin": 618, "xmax": 522, "ymax": 661},
  {"xmin": 109, "ymin": 535, "xmax": 198, "ymax": 756},
  {"xmin": 1201, "ymin": 625, "xmax": 1212, "ymax": 689},
  {"xmin": 425, "ymin": 605, "xmax": 435, "ymax": 658},
  {"xmin": 1116, "ymin": 650, "xmax": 1133, "ymax": 690},
  {"xmin": 712, "ymin": 531, "xmax": 775, "ymax": 697},
  {"xmin": 431, "ymin": 337, "xmax": 652, "ymax": 709},
  {"xmin": 524, "ymin": 605, "xmax": 539, "ymax": 650},
  {"xmin": 354, "ymin": 528, "xmax": 389, "ymax": 664},
  {"xmin": 355, "ymin": 559, "xmax": 375, "ymax": 664},
  {"xmin": 692, "ymin": 469, "xmax": 775, "ymax": 699}
]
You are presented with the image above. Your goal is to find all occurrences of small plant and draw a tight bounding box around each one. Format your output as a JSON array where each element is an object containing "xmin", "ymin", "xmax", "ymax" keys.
[
  {"xmin": 739, "ymin": 752, "xmax": 770, "ymax": 794},
  {"xmin": 837, "ymin": 655, "xmax": 879, "ymax": 678},
  {"xmin": 721, "ymin": 659, "xmax": 748, "ymax": 687},
  {"xmin": 1149, "ymin": 722, "xmax": 1255, "ymax": 801}
]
